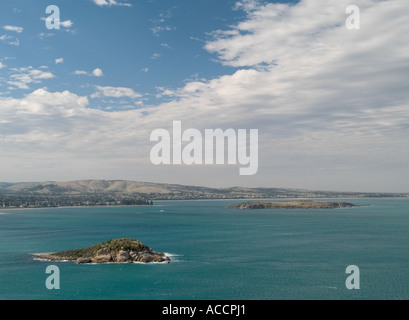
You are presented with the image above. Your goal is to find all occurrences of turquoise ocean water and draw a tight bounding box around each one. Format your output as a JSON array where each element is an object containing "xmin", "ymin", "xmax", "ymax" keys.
[{"xmin": 0, "ymin": 198, "xmax": 409, "ymax": 300}]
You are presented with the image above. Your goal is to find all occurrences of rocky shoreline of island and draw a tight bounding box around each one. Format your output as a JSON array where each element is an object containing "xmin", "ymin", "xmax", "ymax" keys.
[
  {"xmin": 34, "ymin": 238, "xmax": 171, "ymax": 264},
  {"xmin": 226, "ymin": 200, "xmax": 357, "ymax": 209}
]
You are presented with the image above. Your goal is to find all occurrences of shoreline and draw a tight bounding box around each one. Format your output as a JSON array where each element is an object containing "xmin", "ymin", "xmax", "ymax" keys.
[
  {"xmin": 1, "ymin": 196, "xmax": 407, "ymax": 212},
  {"xmin": 32, "ymin": 252, "xmax": 175, "ymax": 264},
  {"xmin": 0, "ymin": 204, "xmax": 159, "ymax": 211},
  {"xmin": 226, "ymin": 200, "xmax": 358, "ymax": 210}
]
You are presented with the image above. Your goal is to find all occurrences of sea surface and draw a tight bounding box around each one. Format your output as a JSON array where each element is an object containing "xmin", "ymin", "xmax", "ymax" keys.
[{"xmin": 0, "ymin": 198, "xmax": 409, "ymax": 300}]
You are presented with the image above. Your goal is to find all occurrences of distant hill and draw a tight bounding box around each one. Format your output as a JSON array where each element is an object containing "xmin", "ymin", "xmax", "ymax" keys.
[
  {"xmin": 0, "ymin": 180, "xmax": 407, "ymax": 201},
  {"xmin": 0, "ymin": 180, "xmax": 172, "ymax": 195}
]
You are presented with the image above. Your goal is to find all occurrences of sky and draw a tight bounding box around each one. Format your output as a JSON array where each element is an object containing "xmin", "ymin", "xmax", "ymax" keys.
[{"xmin": 0, "ymin": 0, "xmax": 408, "ymax": 193}]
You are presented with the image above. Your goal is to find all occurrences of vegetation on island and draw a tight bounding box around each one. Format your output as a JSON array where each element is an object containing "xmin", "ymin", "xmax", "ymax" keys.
[{"xmin": 226, "ymin": 200, "xmax": 356, "ymax": 209}]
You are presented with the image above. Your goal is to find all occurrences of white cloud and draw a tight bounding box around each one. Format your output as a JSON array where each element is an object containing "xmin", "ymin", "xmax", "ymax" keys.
[
  {"xmin": 92, "ymin": 68, "xmax": 104, "ymax": 77},
  {"xmin": 151, "ymin": 25, "xmax": 176, "ymax": 37},
  {"xmin": 1, "ymin": 0, "xmax": 409, "ymax": 191},
  {"xmin": 93, "ymin": 0, "xmax": 132, "ymax": 7},
  {"xmin": 40, "ymin": 17, "xmax": 73, "ymax": 29},
  {"xmin": 160, "ymin": 43, "xmax": 173, "ymax": 49},
  {"xmin": 91, "ymin": 86, "xmax": 142, "ymax": 99},
  {"xmin": 55, "ymin": 58, "xmax": 64, "ymax": 64},
  {"xmin": 155, "ymin": 86, "xmax": 176, "ymax": 98},
  {"xmin": 0, "ymin": 88, "xmax": 149, "ymax": 181},
  {"xmin": 0, "ymin": 34, "xmax": 20, "ymax": 46},
  {"xmin": 38, "ymin": 32, "xmax": 55, "ymax": 40},
  {"xmin": 150, "ymin": 8, "xmax": 176, "ymax": 36},
  {"xmin": 61, "ymin": 20, "xmax": 74, "ymax": 28},
  {"xmin": 146, "ymin": 0, "xmax": 409, "ymax": 190},
  {"xmin": 150, "ymin": 53, "xmax": 161, "ymax": 60},
  {"xmin": 14, "ymin": 89, "xmax": 89, "ymax": 115},
  {"xmin": 7, "ymin": 67, "xmax": 55, "ymax": 90},
  {"xmin": 74, "ymin": 68, "xmax": 103, "ymax": 77},
  {"xmin": 0, "ymin": 62, "xmax": 6, "ymax": 69},
  {"xmin": 8, "ymin": 39, "xmax": 19, "ymax": 46},
  {"xmin": 74, "ymin": 70, "xmax": 88, "ymax": 75},
  {"xmin": 3, "ymin": 25, "xmax": 23, "ymax": 33},
  {"xmin": 141, "ymin": 68, "xmax": 149, "ymax": 73}
]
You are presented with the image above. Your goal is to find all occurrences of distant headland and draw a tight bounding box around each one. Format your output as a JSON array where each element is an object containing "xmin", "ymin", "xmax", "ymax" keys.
[
  {"xmin": 226, "ymin": 200, "xmax": 357, "ymax": 209},
  {"xmin": 1, "ymin": 179, "xmax": 407, "ymax": 209},
  {"xmin": 34, "ymin": 238, "xmax": 171, "ymax": 264}
]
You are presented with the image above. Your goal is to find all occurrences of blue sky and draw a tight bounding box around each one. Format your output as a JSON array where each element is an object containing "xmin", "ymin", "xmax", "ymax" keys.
[
  {"xmin": 1, "ymin": 0, "xmax": 409, "ymax": 192},
  {"xmin": 0, "ymin": 0, "xmax": 249, "ymax": 108}
]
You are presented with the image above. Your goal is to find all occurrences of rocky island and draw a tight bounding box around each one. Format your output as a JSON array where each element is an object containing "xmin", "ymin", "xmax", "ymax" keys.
[
  {"xmin": 226, "ymin": 200, "xmax": 356, "ymax": 209},
  {"xmin": 34, "ymin": 238, "xmax": 171, "ymax": 264}
]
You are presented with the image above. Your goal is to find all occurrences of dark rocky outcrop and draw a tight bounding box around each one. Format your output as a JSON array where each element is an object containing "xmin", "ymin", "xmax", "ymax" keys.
[{"xmin": 35, "ymin": 238, "xmax": 171, "ymax": 264}]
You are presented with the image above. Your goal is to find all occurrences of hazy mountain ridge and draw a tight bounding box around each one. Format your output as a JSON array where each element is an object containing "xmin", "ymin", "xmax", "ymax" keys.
[
  {"xmin": 0, "ymin": 180, "xmax": 407, "ymax": 199},
  {"xmin": 0, "ymin": 180, "xmax": 171, "ymax": 195}
]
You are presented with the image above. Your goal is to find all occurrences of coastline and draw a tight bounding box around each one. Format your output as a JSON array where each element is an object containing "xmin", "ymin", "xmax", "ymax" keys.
[
  {"xmin": 0, "ymin": 204, "xmax": 160, "ymax": 211},
  {"xmin": 226, "ymin": 200, "xmax": 358, "ymax": 210},
  {"xmin": 32, "ymin": 252, "xmax": 174, "ymax": 264},
  {"xmin": 1, "ymin": 196, "xmax": 407, "ymax": 212}
]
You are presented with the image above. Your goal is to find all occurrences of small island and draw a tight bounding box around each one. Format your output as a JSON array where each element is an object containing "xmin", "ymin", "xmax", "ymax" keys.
[
  {"xmin": 34, "ymin": 238, "xmax": 171, "ymax": 264},
  {"xmin": 226, "ymin": 200, "xmax": 356, "ymax": 209}
]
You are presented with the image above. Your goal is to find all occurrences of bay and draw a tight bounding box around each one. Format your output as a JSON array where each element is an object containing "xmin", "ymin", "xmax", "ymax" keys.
[{"xmin": 0, "ymin": 198, "xmax": 408, "ymax": 300}]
